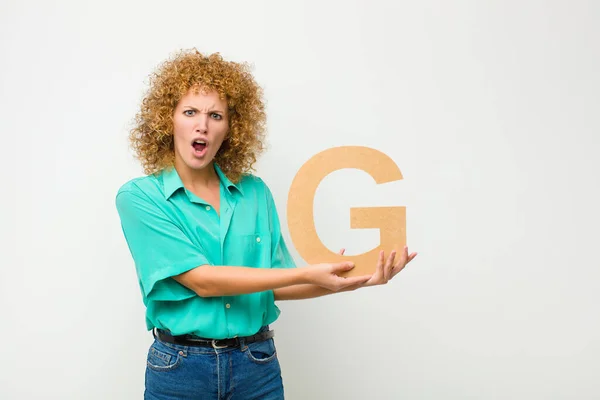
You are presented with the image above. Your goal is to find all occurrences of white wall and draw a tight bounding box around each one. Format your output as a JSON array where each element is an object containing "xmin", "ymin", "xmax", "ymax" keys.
[{"xmin": 2, "ymin": 1, "xmax": 599, "ymax": 399}]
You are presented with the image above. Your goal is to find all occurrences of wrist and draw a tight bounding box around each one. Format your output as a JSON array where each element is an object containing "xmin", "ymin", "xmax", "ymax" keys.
[{"xmin": 293, "ymin": 265, "xmax": 312, "ymax": 285}]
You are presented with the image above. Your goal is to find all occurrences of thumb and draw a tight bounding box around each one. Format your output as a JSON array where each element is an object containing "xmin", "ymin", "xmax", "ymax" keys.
[{"xmin": 332, "ymin": 262, "xmax": 355, "ymax": 273}]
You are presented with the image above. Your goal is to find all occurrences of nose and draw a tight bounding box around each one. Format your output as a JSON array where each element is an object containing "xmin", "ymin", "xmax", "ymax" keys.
[{"xmin": 194, "ymin": 114, "xmax": 208, "ymax": 133}]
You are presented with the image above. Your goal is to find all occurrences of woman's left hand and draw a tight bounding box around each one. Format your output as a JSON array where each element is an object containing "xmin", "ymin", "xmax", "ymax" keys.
[
  {"xmin": 338, "ymin": 246, "xmax": 417, "ymax": 289},
  {"xmin": 365, "ymin": 246, "xmax": 417, "ymax": 287}
]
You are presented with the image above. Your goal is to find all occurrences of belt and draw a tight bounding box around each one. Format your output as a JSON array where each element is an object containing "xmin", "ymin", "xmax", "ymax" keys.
[{"xmin": 155, "ymin": 328, "xmax": 275, "ymax": 349}]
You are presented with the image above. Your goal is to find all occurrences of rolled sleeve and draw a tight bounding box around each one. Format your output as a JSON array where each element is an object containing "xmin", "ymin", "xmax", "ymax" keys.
[{"xmin": 115, "ymin": 189, "xmax": 209, "ymax": 302}]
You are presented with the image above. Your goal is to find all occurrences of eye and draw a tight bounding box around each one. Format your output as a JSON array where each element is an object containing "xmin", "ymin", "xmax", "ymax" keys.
[
  {"xmin": 210, "ymin": 112, "xmax": 223, "ymax": 120},
  {"xmin": 183, "ymin": 110, "xmax": 196, "ymax": 116}
]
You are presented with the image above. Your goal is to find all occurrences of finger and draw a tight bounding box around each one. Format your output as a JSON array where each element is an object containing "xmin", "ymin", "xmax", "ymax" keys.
[
  {"xmin": 342, "ymin": 274, "xmax": 371, "ymax": 285},
  {"xmin": 365, "ymin": 251, "xmax": 383, "ymax": 284},
  {"xmin": 331, "ymin": 274, "xmax": 370, "ymax": 291},
  {"xmin": 394, "ymin": 246, "xmax": 409, "ymax": 270},
  {"xmin": 331, "ymin": 261, "xmax": 355, "ymax": 273},
  {"xmin": 384, "ymin": 250, "xmax": 396, "ymax": 281},
  {"xmin": 376, "ymin": 251, "xmax": 385, "ymax": 276},
  {"xmin": 338, "ymin": 248, "xmax": 346, "ymax": 255},
  {"xmin": 391, "ymin": 265, "xmax": 403, "ymax": 279},
  {"xmin": 369, "ymin": 251, "xmax": 385, "ymax": 284},
  {"xmin": 391, "ymin": 249, "xmax": 414, "ymax": 278},
  {"xmin": 407, "ymin": 252, "xmax": 418, "ymax": 263}
]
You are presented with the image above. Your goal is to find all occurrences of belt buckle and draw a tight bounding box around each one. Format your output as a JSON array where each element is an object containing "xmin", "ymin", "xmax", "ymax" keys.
[{"xmin": 212, "ymin": 339, "xmax": 228, "ymax": 349}]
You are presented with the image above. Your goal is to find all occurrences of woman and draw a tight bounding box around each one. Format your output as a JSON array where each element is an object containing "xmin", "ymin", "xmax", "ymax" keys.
[{"xmin": 116, "ymin": 49, "xmax": 417, "ymax": 399}]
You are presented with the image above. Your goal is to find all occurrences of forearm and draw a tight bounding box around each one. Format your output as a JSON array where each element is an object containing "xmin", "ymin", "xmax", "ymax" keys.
[
  {"xmin": 272, "ymin": 282, "xmax": 363, "ymax": 301},
  {"xmin": 273, "ymin": 284, "xmax": 335, "ymax": 301},
  {"xmin": 175, "ymin": 265, "xmax": 309, "ymax": 297}
]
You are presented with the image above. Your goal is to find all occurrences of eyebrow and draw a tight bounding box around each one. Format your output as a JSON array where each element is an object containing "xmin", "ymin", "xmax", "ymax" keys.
[{"xmin": 183, "ymin": 106, "xmax": 226, "ymax": 113}]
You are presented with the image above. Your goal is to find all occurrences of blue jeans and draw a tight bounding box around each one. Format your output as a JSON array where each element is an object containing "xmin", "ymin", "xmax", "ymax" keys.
[{"xmin": 144, "ymin": 327, "xmax": 284, "ymax": 399}]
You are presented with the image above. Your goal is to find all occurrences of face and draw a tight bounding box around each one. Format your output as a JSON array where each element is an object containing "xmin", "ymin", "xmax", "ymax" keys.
[{"xmin": 172, "ymin": 87, "xmax": 229, "ymax": 173}]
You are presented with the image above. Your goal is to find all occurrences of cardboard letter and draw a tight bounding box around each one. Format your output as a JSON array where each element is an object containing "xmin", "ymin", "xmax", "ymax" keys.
[{"xmin": 287, "ymin": 146, "xmax": 406, "ymax": 277}]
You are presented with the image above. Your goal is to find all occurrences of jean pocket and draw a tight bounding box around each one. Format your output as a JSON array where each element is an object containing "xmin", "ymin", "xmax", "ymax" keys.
[
  {"xmin": 147, "ymin": 341, "xmax": 183, "ymax": 371},
  {"xmin": 244, "ymin": 338, "xmax": 278, "ymax": 364}
]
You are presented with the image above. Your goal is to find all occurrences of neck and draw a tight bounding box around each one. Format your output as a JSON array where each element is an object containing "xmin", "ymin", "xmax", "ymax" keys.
[{"xmin": 174, "ymin": 160, "xmax": 219, "ymax": 191}]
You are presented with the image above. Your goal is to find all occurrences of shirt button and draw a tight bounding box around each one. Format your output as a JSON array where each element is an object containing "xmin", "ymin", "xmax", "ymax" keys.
[
  {"xmin": 205, "ymin": 206, "xmax": 211, "ymax": 211},
  {"xmin": 225, "ymin": 303, "xmax": 231, "ymax": 309},
  {"xmin": 256, "ymin": 237, "xmax": 261, "ymax": 243}
]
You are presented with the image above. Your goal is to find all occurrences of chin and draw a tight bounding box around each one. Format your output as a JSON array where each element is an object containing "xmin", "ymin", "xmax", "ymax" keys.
[
  {"xmin": 186, "ymin": 157, "xmax": 214, "ymax": 171},
  {"xmin": 175, "ymin": 147, "xmax": 215, "ymax": 171}
]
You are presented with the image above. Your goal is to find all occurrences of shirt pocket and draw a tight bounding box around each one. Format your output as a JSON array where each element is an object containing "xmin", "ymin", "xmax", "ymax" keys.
[{"xmin": 226, "ymin": 233, "xmax": 271, "ymax": 268}]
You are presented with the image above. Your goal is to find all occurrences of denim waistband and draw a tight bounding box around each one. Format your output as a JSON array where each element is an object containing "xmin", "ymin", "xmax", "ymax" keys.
[{"xmin": 153, "ymin": 325, "xmax": 271, "ymax": 354}]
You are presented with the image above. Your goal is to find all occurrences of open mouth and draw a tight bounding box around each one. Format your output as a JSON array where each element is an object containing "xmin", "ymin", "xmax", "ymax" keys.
[{"xmin": 192, "ymin": 139, "xmax": 208, "ymax": 156}]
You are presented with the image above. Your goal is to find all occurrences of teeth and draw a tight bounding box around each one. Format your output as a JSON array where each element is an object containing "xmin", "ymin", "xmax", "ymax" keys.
[{"xmin": 193, "ymin": 140, "xmax": 206, "ymax": 144}]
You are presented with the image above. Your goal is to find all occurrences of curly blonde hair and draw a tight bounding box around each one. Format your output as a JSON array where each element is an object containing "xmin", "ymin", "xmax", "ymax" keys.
[{"xmin": 130, "ymin": 49, "xmax": 266, "ymax": 183}]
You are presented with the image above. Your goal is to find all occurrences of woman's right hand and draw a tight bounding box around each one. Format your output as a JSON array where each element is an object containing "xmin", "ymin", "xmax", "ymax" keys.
[{"xmin": 303, "ymin": 261, "xmax": 372, "ymax": 292}]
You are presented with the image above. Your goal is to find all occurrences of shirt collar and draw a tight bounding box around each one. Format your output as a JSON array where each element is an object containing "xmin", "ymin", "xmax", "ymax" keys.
[
  {"xmin": 214, "ymin": 164, "xmax": 244, "ymax": 196},
  {"xmin": 161, "ymin": 164, "xmax": 243, "ymax": 200}
]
